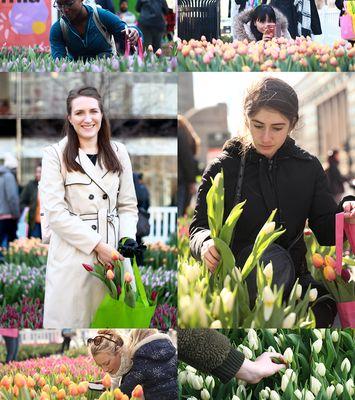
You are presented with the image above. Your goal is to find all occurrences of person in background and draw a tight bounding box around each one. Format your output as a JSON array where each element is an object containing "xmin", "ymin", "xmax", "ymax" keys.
[
  {"xmin": 0, "ymin": 153, "xmax": 20, "ymax": 248},
  {"xmin": 20, "ymin": 164, "xmax": 42, "ymax": 239},
  {"xmin": 0, "ymin": 329, "xmax": 20, "ymax": 364},
  {"xmin": 61, "ymin": 329, "xmax": 76, "ymax": 353},
  {"xmin": 165, "ymin": 7, "xmax": 176, "ymax": 41},
  {"xmin": 95, "ymin": 0, "xmax": 115, "ymax": 13},
  {"xmin": 233, "ymin": 4, "xmax": 290, "ymax": 42},
  {"xmin": 136, "ymin": 0, "xmax": 169, "ymax": 51},
  {"xmin": 178, "ymin": 329, "xmax": 287, "ymax": 384},
  {"xmin": 335, "ymin": 0, "xmax": 355, "ymax": 46},
  {"xmin": 118, "ymin": 0, "xmax": 137, "ymax": 24},
  {"xmin": 178, "ymin": 115, "xmax": 200, "ymax": 217},
  {"xmin": 325, "ymin": 150, "xmax": 349, "ymax": 204}
]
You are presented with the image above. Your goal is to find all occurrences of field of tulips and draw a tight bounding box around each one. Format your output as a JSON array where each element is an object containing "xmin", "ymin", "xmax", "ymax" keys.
[
  {"xmin": 178, "ymin": 171, "xmax": 355, "ymax": 328},
  {"xmin": 177, "ymin": 36, "xmax": 355, "ymax": 72},
  {"xmin": 178, "ymin": 328, "xmax": 355, "ymax": 400},
  {"xmin": 0, "ymin": 355, "xmax": 144, "ymax": 399},
  {"xmin": 0, "ymin": 238, "xmax": 177, "ymax": 329},
  {"xmin": 0, "ymin": 46, "xmax": 178, "ymax": 72}
]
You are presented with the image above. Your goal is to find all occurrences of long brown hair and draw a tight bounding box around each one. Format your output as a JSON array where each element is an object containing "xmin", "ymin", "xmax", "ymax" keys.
[{"xmin": 63, "ymin": 87, "xmax": 122, "ymax": 174}]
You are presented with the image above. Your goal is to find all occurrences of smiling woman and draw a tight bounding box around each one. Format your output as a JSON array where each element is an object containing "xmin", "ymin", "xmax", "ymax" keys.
[{"xmin": 39, "ymin": 86, "xmax": 138, "ymax": 328}]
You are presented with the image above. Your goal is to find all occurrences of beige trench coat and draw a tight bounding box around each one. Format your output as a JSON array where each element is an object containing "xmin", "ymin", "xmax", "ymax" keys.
[{"xmin": 40, "ymin": 137, "xmax": 138, "ymax": 328}]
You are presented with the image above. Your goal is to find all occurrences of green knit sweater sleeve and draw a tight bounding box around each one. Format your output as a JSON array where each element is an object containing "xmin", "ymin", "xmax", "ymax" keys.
[{"xmin": 177, "ymin": 329, "xmax": 245, "ymax": 384}]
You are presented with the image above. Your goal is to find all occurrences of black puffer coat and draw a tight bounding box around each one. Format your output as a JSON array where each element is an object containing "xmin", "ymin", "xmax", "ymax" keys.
[{"xmin": 190, "ymin": 137, "xmax": 351, "ymax": 278}]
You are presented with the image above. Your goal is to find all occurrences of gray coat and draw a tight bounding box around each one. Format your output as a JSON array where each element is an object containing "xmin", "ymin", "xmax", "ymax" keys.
[
  {"xmin": 0, "ymin": 166, "xmax": 20, "ymax": 218},
  {"xmin": 233, "ymin": 8, "xmax": 291, "ymax": 41}
]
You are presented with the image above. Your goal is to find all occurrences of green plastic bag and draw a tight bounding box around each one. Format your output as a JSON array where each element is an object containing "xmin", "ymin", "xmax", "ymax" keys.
[{"xmin": 91, "ymin": 257, "xmax": 156, "ymax": 328}]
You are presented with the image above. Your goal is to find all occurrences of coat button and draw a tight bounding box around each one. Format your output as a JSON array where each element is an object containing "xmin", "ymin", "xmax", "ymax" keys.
[
  {"xmin": 92, "ymin": 225, "xmax": 97, "ymax": 230},
  {"xmin": 103, "ymin": 194, "xmax": 108, "ymax": 200},
  {"xmin": 89, "ymin": 194, "xmax": 94, "ymax": 200}
]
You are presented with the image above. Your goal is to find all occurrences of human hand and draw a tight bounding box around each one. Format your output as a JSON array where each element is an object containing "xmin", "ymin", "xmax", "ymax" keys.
[
  {"xmin": 201, "ymin": 238, "xmax": 221, "ymax": 273},
  {"xmin": 343, "ymin": 201, "xmax": 355, "ymax": 224},
  {"xmin": 122, "ymin": 28, "xmax": 139, "ymax": 45},
  {"xmin": 95, "ymin": 241, "xmax": 124, "ymax": 265},
  {"xmin": 235, "ymin": 353, "xmax": 287, "ymax": 384},
  {"xmin": 262, "ymin": 33, "xmax": 273, "ymax": 41}
]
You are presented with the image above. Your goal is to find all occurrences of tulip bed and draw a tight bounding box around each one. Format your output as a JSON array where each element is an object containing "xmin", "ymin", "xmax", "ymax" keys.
[
  {"xmin": 0, "ymin": 46, "xmax": 178, "ymax": 72},
  {"xmin": 0, "ymin": 238, "xmax": 177, "ymax": 329},
  {"xmin": 0, "ymin": 356, "xmax": 145, "ymax": 399},
  {"xmin": 178, "ymin": 328, "xmax": 355, "ymax": 400},
  {"xmin": 177, "ymin": 37, "xmax": 355, "ymax": 72}
]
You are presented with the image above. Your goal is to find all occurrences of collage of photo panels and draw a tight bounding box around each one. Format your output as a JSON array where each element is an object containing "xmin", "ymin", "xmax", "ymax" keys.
[{"xmin": 0, "ymin": 1, "xmax": 354, "ymax": 400}]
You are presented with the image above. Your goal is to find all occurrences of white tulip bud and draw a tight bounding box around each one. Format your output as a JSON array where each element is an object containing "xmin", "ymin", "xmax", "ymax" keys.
[
  {"xmin": 320, "ymin": 329, "xmax": 326, "ymax": 339},
  {"xmin": 274, "ymin": 336, "xmax": 281, "ymax": 346},
  {"xmin": 304, "ymin": 390, "xmax": 315, "ymax": 400},
  {"xmin": 336, "ymin": 384, "xmax": 343, "ymax": 395},
  {"xmin": 315, "ymin": 362, "xmax": 326, "ymax": 377},
  {"xmin": 223, "ymin": 274, "xmax": 231, "ymax": 289},
  {"xmin": 345, "ymin": 378, "xmax": 354, "ymax": 396},
  {"xmin": 313, "ymin": 329, "xmax": 322, "ymax": 341},
  {"xmin": 268, "ymin": 346, "xmax": 277, "ymax": 353},
  {"xmin": 282, "ymin": 313, "xmax": 296, "ymax": 328},
  {"xmin": 310, "ymin": 376, "xmax": 322, "ymax": 396},
  {"xmin": 331, "ymin": 331, "xmax": 339, "ymax": 342},
  {"xmin": 267, "ymin": 329, "xmax": 277, "ymax": 334},
  {"xmin": 241, "ymin": 345, "xmax": 253, "ymax": 360},
  {"xmin": 178, "ymin": 371, "xmax": 187, "ymax": 385},
  {"xmin": 186, "ymin": 397, "xmax": 198, "ymax": 400},
  {"xmin": 186, "ymin": 366, "xmax": 197, "ymax": 373},
  {"xmin": 269, "ymin": 390, "xmax": 280, "ymax": 400},
  {"xmin": 281, "ymin": 374, "xmax": 290, "ymax": 392},
  {"xmin": 294, "ymin": 389, "xmax": 302, "ymax": 400},
  {"xmin": 191, "ymin": 375, "xmax": 203, "ymax": 390},
  {"xmin": 263, "ymin": 286, "xmax": 275, "ymax": 321},
  {"xmin": 247, "ymin": 330, "xmax": 259, "ymax": 351},
  {"xmin": 285, "ymin": 369, "xmax": 296, "ymax": 382},
  {"xmin": 210, "ymin": 320, "xmax": 222, "ymax": 329},
  {"xmin": 220, "ymin": 288, "xmax": 234, "ymax": 313},
  {"xmin": 312, "ymin": 339, "xmax": 323, "ymax": 354},
  {"xmin": 211, "ymin": 296, "xmax": 221, "ymax": 318},
  {"xmin": 295, "ymin": 284, "xmax": 302, "ymax": 299},
  {"xmin": 309, "ymin": 288, "xmax": 318, "ymax": 302},
  {"xmin": 326, "ymin": 385, "xmax": 335, "ymax": 399},
  {"xmin": 205, "ymin": 376, "xmax": 215, "ymax": 390},
  {"xmin": 200, "ymin": 388, "xmax": 210, "ymax": 400},
  {"xmin": 232, "ymin": 396, "xmax": 241, "ymax": 400},
  {"xmin": 283, "ymin": 347, "xmax": 293, "ymax": 363},
  {"xmin": 259, "ymin": 389, "xmax": 270, "ymax": 399},
  {"xmin": 341, "ymin": 358, "xmax": 351, "ymax": 374},
  {"xmin": 261, "ymin": 221, "xmax": 275, "ymax": 235},
  {"xmin": 263, "ymin": 262, "xmax": 273, "ymax": 282}
]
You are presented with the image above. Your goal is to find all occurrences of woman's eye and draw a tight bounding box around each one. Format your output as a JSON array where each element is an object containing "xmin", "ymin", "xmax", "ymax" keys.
[
  {"xmin": 254, "ymin": 125, "xmax": 263, "ymax": 129},
  {"xmin": 273, "ymin": 127, "xmax": 283, "ymax": 132}
]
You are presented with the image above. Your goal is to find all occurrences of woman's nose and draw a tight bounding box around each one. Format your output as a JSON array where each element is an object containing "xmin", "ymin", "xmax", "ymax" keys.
[{"xmin": 83, "ymin": 114, "xmax": 93, "ymax": 122}]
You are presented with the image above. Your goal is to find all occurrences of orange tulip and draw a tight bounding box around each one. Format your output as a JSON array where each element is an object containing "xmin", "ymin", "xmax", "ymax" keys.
[
  {"xmin": 112, "ymin": 251, "xmax": 120, "ymax": 261},
  {"xmin": 27, "ymin": 377, "xmax": 36, "ymax": 389},
  {"xmin": 40, "ymin": 393, "xmax": 50, "ymax": 400},
  {"xmin": 324, "ymin": 255, "xmax": 336, "ymax": 269},
  {"xmin": 113, "ymin": 388, "xmax": 124, "ymax": 400},
  {"xmin": 14, "ymin": 374, "xmax": 27, "ymax": 388},
  {"xmin": 13, "ymin": 386, "xmax": 19, "ymax": 397},
  {"xmin": 57, "ymin": 389, "xmax": 66, "ymax": 399},
  {"xmin": 131, "ymin": 384, "xmax": 144, "ymax": 398},
  {"xmin": 63, "ymin": 377, "xmax": 71, "ymax": 387},
  {"xmin": 102, "ymin": 374, "xmax": 111, "ymax": 389},
  {"xmin": 323, "ymin": 265, "xmax": 336, "ymax": 281},
  {"xmin": 1, "ymin": 376, "xmax": 12, "ymax": 390},
  {"xmin": 107, "ymin": 269, "xmax": 115, "ymax": 280},
  {"xmin": 121, "ymin": 395, "xmax": 129, "ymax": 400},
  {"xmin": 60, "ymin": 365, "xmax": 67, "ymax": 374},
  {"xmin": 312, "ymin": 253, "xmax": 324, "ymax": 269},
  {"xmin": 38, "ymin": 377, "xmax": 46, "ymax": 388},
  {"xmin": 69, "ymin": 384, "xmax": 78, "ymax": 396},
  {"xmin": 77, "ymin": 382, "xmax": 88, "ymax": 395},
  {"xmin": 30, "ymin": 389, "xmax": 37, "ymax": 399},
  {"xmin": 124, "ymin": 272, "xmax": 133, "ymax": 283},
  {"xmin": 42, "ymin": 384, "xmax": 50, "ymax": 393}
]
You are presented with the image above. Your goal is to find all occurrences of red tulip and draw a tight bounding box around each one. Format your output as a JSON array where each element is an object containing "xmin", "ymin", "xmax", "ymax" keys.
[
  {"xmin": 82, "ymin": 263, "xmax": 93, "ymax": 272},
  {"xmin": 341, "ymin": 268, "xmax": 351, "ymax": 282},
  {"xmin": 151, "ymin": 291, "xmax": 158, "ymax": 301}
]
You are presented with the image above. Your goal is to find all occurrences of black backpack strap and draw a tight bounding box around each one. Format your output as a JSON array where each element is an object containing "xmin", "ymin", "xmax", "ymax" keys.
[{"xmin": 234, "ymin": 153, "xmax": 246, "ymax": 205}]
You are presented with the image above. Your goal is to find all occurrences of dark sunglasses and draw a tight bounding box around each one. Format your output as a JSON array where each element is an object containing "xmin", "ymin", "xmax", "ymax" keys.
[
  {"xmin": 53, "ymin": 0, "xmax": 77, "ymax": 10},
  {"xmin": 87, "ymin": 335, "xmax": 120, "ymax": 347}
]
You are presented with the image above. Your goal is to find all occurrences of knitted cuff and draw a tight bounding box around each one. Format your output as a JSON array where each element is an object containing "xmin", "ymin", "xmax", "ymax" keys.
[{"xmin": 211, "ymin": 348, "xmax": 245, "ymax": 384}]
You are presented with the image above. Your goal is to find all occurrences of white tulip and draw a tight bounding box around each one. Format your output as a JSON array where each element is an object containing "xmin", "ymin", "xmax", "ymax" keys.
[
  {"xmin": 241, "ymin": 345, "xmax": 253, "ymax": 359},
  {"xmin": 283, "ymin": 347, "xmax": 293, "ymax": 363},
  {"xmin": 341, "ymin": 358, "xmax": 351, "ymax": 374},
  {"xmin": 248, "ymin": 329, "xmax": 259, "ymax": 350},
  {"xmin": 236, "ymin": 384, "xmax": 246, "ymax": 397},
  {"xmin": 259, "ymin": 389, "xmax": 270, "ymax": 399},
  {"xmin": 274, "ymin": 336, "xmax": 281, "ymax": 346},
  {"xmin": 294, "ymin": 389, "xmax": 302, "ymax": 400},
  {"xmin": 310, "ymin": 376, "xmax": 322, "ymax": 396},
  {"xmin": 187, "ymin": 397, "xmax": 198, "ymax": 400},
  {"xmin": 326, "ymin": 385, "xmax": 335, "ymax": 399},
  {"xmin": 223, "ymin": 274, "xmax": 231, "ymax": 289},
  {"xmin": 295, "ymin": 284, "xmax": 302, "ymax": 299},
  {"xmin": 345, "ymin": 378, "xmax": 354, "ymax": 396},
  {"xmin": 309, "ymin": 288, "xmax": 318, "ymax": 302},
  {"xmin": 269, "ymin": 390, "xmax": 280, "ymax": 400},
  {"xmin": 285, "ymin": 369, "xmax": 296, "ymax": 382},
  {"xmin": 319, "ymin": 329, "xmax": 326, "ymax": 339},
  {"xmin": 268, "ymin": 346, "xmax": 277, "ymax": 353},
  {"xmin": 315, "ymin": 362, "xmax": 326, "ymax": 377},
  {"xmin": 178, "ymin": 370, "xmax": 187, "ymax": 385},
  {"xmin": 211, "ymin": 296, "xmax": 221, "ymax": 318},
  {"xmin": 263, "ymin": 286, "xmax": 275, "ymax": 321},
  {"xmin": 304, "ymin": 390, "xmax": 315, "ymax": 400},
  {"xmin": 232, "ymin": 396, "xmax": 241, "ymax": 400},
  {"xmin": 186, "ymin": 366, "xmax": 197, "ymax": 373},
  {"xmin": 281, "ymin": 374, "xmax": 290, "ymax": 392},
  {"xmin": 220, "ymin": 288, "xmax": 234, "ymax": 313},
  {"xmin": 282, "ymin": 313, "xmax": 296, "ymax": 328},
  {"xmin": 313, "ymin": 329, "xmax": 322, "ymax": 341},
  {"xmin": 312, "ymin": 338, "xmax": 322, "ymax": 354},
  {"xmin": 205, "ymin": 376, "xmax": 215, "ymax": 390},
  {"xmin": 331, "ymin": 330, "xmax": 339, "ymax": 342},
  {"xmin": 336, "ymin": 383, "xmax": 343, "ymax": 395},
  {"xmin": 263, "ymin": 262, "xmax": 273, "ymax": 283},
  {"xmin": 261, "ymin": 221, "xmax": 275, "ymax": 235},
  {"xmin": 267, "ymin": 329, "xmax": 277, "ymax": 334},
  {"xmin": 191, "ymin": 375, "xmax": 203, "ymax": 390},
  {"xmin": 200, "ymin": 388, "xmax": 210, "ymax": 400},
  {"xmin": 210, "ymin": 320, "xmax": 222, "ymax": 329}
]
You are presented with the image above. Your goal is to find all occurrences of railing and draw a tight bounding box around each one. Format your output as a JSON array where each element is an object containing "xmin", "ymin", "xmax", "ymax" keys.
[
  {"xmin": 317, "ymin": 6, "xmax": 341, "ymax": 45},
  {"xmin": 178, "ymin": 0, "xmax": 221, "ymax": 41},
  {"xmin": 144, "ymin": 206, "xmax": 177, "ymax": 244}
]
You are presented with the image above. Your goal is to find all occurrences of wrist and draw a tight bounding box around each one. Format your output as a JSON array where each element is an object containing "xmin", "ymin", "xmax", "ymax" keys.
[
  {"xmin": 235, "ymin": 359, "xmax": 260, "ymax": 383},
  {"xmin": 95, "ymin": 241, "xmax": 103, "ymax": 251}
]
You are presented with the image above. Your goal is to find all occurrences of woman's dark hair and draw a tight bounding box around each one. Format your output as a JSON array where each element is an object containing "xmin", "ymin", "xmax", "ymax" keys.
[
  {"xmin": 63, "ymin": 86, "xmax": 122, "ymax": 174},
  {"xmin": 250, "ymin": 5, "xmax": 276, "ymax": 41}
]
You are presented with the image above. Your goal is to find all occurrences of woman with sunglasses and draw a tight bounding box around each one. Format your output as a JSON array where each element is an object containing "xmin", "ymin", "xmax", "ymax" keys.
[
  {"xmin": 40, "ymin": 86, "xmax": 138, "ymax": 328},
  {"xmin": 50, "ymin": 0, "xmax": 142, "ymax": 61},
  {"xmin": 189, "ymin": 76, "xmax": 355, "ymax": 327},
  {"xmin": 88, "ymin": 329, "xmax": 177, "ymax": 399}
]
